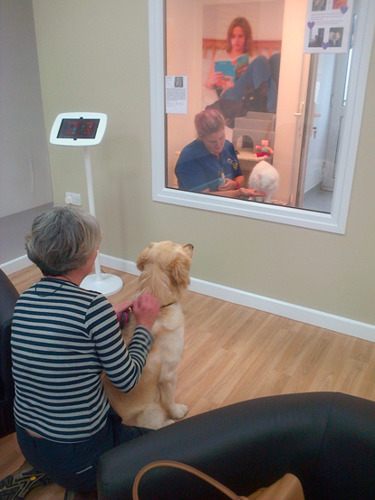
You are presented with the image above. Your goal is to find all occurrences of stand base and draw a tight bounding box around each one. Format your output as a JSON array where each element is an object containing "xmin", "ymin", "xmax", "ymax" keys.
[{"xmin": 80, "ymin": 273, "xmax": 123, "ymax": 297}]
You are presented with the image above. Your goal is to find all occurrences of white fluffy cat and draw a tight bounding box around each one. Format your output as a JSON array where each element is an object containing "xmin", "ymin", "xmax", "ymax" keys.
[{"xmin": 248, "ymin": 160, "xmax": 279, "ymax": 202}]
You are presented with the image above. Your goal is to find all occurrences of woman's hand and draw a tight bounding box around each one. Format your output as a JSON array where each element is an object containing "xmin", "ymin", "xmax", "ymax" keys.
[
  {"xmin": 206, "ymin": 70, "xmax": 226, "ymax": 89},
  {"xmin": 218, "ymin": 177, "xmax": 243, "ymax": 191},
  {"xmin": 132, "ymin": 294, "xmax": 160, "ymax": 331},
  {"xmin": 205, "ymin": 56, "xmax": 243, "ymax": 89},
  {"xmin": 114, "ymin": 300, "xmax": 134, "ymax": 315},
  {"xmin": 239, "ymin": 187, "xmax": 267, "ymax": 198},
  {"xmin": 218, "ymin": 178, "xmax": 234, "ymax": 191}
]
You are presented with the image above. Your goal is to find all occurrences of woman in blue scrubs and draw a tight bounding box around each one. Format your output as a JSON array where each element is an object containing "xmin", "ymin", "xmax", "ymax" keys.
[{"xmin": 175, "ymin": 109, "xmax": 264, "ymax": 199}]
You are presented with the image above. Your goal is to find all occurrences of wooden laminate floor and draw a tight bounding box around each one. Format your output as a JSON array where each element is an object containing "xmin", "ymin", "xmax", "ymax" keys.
[{"xmin": 1, "ymin": 264, "xmax": 375, "ymax": 498}]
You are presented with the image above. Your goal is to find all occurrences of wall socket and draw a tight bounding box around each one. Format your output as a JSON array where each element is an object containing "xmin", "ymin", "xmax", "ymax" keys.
[{"xmin": 65, "ymin": 192, "xmax": 82, "ymax": 206}]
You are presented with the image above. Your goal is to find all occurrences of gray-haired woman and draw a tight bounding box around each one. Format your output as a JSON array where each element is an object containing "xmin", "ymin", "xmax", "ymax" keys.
[{"xmin": 6, "ymin": 206, "xmax": 159, "ymax": 498}]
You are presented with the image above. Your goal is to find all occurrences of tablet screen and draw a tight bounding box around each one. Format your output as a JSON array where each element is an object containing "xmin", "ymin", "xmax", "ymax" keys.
[{"xmin": 57, "ymin": 118, "xmax": 100, "ymax": 140}]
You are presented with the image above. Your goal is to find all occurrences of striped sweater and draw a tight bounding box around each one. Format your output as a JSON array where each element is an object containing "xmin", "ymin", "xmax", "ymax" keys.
[{"xmin": 11, "ymin": 278, "xmax": 153, "ymax": 443}]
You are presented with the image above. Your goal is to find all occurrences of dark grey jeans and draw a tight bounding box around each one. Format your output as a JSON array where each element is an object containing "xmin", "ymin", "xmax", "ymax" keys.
[{"xmin": 16, "ymin": 410, "xmax": 152, "ymax": 493}]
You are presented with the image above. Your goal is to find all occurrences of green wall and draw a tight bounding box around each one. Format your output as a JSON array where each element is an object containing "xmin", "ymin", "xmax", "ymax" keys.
[{"xmin": 32, "ymin": 0, "xmax": 375, "ymax": 326}]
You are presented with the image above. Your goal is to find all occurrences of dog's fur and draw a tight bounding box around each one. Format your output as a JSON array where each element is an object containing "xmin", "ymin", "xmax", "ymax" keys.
[
  {"xmin": 248, "ymin": 160, "xmax": 280, "ymax": 202},
  {"xmin": 102, "ymin": 241, "xmax": 193, "ymax": 429}
]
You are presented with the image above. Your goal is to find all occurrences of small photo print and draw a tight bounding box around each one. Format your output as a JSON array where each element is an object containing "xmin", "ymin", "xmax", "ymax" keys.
[
  {"xmin": 333, "ymin": 0, "xmax": 348, "ymax": 9},
  {"xmin": 174, "ymin": 76, "xmax": 184, "ymax": 88},
  {"xmin": 328, "ymin": 27, "xmax": 343, "ymax": 47},
  {"xmin": 309, "ymin": 27, "xmax": 324, "ymax": 47},
  {"xmin": 312, "ymin": 0, "xmax": 327, "ymax": 11}
]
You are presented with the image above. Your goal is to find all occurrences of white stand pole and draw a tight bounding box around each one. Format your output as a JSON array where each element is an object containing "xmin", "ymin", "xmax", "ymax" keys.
[{"xmin": 80, "ymin": 146, "xmax": 123, "ymax": 296}]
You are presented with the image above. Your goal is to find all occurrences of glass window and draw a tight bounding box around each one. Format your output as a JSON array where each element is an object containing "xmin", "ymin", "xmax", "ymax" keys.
[{"xmin": 149, "ymin": 0, "xmax": 375, "ymax": 233}]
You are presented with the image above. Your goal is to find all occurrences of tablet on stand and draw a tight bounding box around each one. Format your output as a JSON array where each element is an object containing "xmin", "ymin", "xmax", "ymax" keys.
[{"xmin": 50, "ymin": 112, "xmax": 123, "ymax": 296}]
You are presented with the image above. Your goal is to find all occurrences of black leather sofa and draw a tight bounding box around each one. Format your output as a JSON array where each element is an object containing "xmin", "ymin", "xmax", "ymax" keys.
[
  {"xmin": 0, "ymin": 268, "xmax": 19, "ymax": 439},
  {"xmin": 97, "ymin": 391, "xmax": 375, "ymax": 500}
]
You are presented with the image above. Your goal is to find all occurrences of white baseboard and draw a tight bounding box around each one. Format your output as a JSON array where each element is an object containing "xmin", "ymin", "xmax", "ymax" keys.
[
  {"xmin": 99, "ymin": 253, "xmax": 139, "ymax": 276},
  {"xmin": 0, "ymin": 255, "xmax": 32, "ymax": 275},
  {"xmin": 3, "ymin": 253, "xmax": 375, "ymax": 343},
  {"xmin": 101, "ymin": 254, "xmax": 375, "ymax": 343},
  {"xmin": 188, "ymin": 277, "xmax": 375, "ymax": 343}
]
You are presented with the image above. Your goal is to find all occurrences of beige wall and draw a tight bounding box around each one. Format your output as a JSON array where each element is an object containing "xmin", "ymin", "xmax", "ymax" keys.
[{"xmin": 32, "ymin": 0, "xmax": 375, "ymax": 326}]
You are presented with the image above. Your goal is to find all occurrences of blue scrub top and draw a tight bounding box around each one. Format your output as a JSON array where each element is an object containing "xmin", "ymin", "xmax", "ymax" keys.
[{"xmin": 175, "ymin": 139, "xmax": 242, "ymax": 193}]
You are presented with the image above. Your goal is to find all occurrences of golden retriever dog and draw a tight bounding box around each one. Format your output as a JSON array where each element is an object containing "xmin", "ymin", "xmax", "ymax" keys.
[{"xmin": 103, "ymin": 240, "xmax": 194, "ymax": 429}]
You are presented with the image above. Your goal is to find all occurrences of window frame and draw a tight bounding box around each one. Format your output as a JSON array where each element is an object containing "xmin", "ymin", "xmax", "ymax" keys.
[{"xmin": 149, "ymin": 0, "xmax": 375, "ymax": 234}]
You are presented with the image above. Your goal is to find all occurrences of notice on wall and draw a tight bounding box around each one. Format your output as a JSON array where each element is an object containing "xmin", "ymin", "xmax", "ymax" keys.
[
  {"xmin": 165, "ymin": 76, "xmax": 187, "ymax": 114},
  {"xmin": 304, "ymin": 0, "xmax": 353, "ymax": 54}
]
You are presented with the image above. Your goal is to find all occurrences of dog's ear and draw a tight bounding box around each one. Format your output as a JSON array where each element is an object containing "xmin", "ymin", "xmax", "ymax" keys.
[
  {"xmin": 167, "ymin": 253, "xmax": 191, "ymax": 288},
  {"xmin": 137, "ymin": 242, "xmax": 157, "ymax": 271},
  {"xmin": 137, "ymin": 246, "xmax": 150, "ymax": 271}
]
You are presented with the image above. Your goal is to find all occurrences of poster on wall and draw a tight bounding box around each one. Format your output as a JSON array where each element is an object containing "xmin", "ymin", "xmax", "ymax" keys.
[
  {"xmin": 165, "ymin": 76, "xmax": 187, "ymax": 114},
  {"xmin": 304, "ymin": 0, "xmax": 353, "ymax": 53},
  {"xmin": 200, "ymin": 1, "xmax": 284, "ymax": 110}
]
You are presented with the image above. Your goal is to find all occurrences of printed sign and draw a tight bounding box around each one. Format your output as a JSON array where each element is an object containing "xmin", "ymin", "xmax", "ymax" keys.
[
  {"xmin": 166, "ymin": 76, "xmax": 187, "ymax": 114},
  {"xmin": 304, "ymin": 0, "xmax": 353, "ymax": 53}
]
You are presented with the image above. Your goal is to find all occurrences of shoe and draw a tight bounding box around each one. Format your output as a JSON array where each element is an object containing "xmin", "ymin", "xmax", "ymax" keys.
[{"xmin": 0, "ymin": 460, "xmax": 54, "ymax": 499}]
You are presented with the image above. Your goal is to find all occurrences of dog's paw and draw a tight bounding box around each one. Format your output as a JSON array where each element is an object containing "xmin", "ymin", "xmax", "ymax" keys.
[
  {"xmin": 169, "ymin": 403, "xmax": 188, "ymax": 420},
  {"xmin": 164, "ymin": 419, "xmax": 175, "ymax": 427}
]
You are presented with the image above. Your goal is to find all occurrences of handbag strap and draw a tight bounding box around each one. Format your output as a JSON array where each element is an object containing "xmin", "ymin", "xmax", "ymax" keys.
[{"xmin": 132, "ymin": 459, "xmax": 248, "ymax": 500}]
